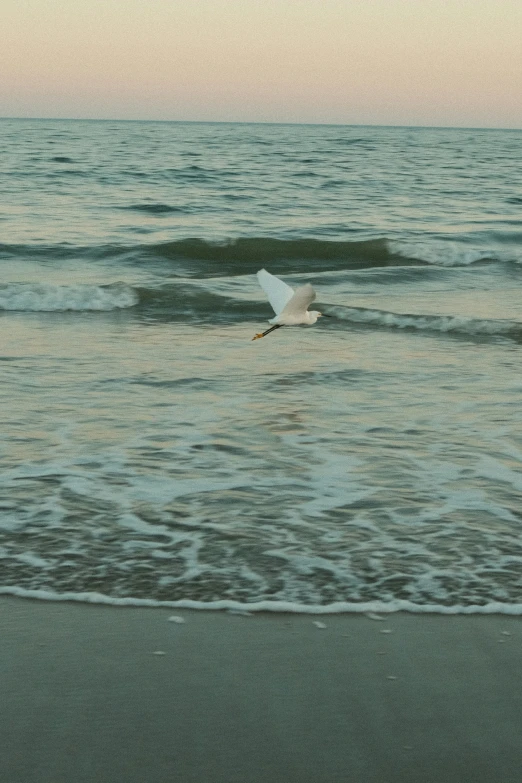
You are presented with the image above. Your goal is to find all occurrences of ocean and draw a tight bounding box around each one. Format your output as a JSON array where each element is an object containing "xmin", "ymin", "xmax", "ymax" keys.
[{"xmin": 1, "ymin": 118, "xmax": 521, "ymax": 615}]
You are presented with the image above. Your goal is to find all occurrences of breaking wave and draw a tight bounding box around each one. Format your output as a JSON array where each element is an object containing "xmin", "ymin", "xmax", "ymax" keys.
[
  {"xmin": 144, "ymin": 237, "xmax": 403, "ymax": 276},
  {"xmin": 388, "ymin": 240, "xmax": 495, "ymax": 267},
  {"xmin": 0, "ymin": 282, "xmax": 138, "ymax": 312},
  {"xmin": 1, "ymin": 236, "xmax": 518, "ymax": 279},
  {"xmin": 2, "ymin": 278, "xmax": 519, "ymax": 343},
  {"xmin": 327, "ymin": 305, "xmax": 522, "ymax": 339},
  {"xmin": 146, "ymin": 236, "xmax": 517, "ymax": 274}
]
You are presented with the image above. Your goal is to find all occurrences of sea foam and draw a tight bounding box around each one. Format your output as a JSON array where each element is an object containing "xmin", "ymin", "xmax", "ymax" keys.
[
  {"xmin": 2, "ymin": 586, "xmax": 522, "ymax": 616},
  {"xmin": 0, "ymin": 282, "xmax": 138, "ymax": 311},
  {"xmin": 327, "ymin": 305, "xmax": 521, "ymax": 338},
  {"xmin": 388, "ymin": 240, "xmax": 494, "ymax": 267}
]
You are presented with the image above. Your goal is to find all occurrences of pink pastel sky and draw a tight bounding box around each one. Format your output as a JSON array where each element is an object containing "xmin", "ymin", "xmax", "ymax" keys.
[{"xmin": 2, "ymin": 0, "xmax": 521, "ymax": 127}]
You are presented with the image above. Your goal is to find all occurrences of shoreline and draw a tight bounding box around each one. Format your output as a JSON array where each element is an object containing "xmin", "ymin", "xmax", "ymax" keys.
[
  {"xmin": 2, "ymin": 596, "xmax": 522, "ymax": 783},
  {"xmin": 3, "ymin": 587, "xmax": 522, "ymax": 616}
]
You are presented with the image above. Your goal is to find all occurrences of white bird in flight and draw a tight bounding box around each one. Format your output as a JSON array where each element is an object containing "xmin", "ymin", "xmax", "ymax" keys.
[{"xmin": 252, "ymin": 268, "xmax": 325, "ymax": 341}]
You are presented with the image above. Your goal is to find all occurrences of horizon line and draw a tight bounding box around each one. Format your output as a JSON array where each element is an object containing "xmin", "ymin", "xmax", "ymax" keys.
[{"xmin": 0, "ymin": 116, "xmax": 520, "ymax": 132}]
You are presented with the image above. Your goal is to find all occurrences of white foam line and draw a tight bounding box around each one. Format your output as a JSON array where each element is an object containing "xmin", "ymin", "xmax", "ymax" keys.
[
  {"xmin": 0, "ymin": 282, "xmax": 138, "ymax": 311},
  {"xmin": 328, "ymin": 306, "xmax": 519, "ymax": 336},
  {"xmin": 388, "ymin": 239, "xmax": 521, "ymax": 267},
  {"xmin": 2, "ymin": 586, "xmax": 522, "ymax": 615}
]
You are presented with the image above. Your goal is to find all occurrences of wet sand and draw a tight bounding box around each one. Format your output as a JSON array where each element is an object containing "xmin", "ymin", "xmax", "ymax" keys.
[{"xmin": 1, "ymin": 596, "xmax": 521, "ymax": 783}]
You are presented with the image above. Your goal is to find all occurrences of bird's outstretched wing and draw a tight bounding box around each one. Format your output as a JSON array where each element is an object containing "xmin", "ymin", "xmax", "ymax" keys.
[
  {"xmin": 257, "ymin": 269, "xmax": 294, "ymax": 315},
  {"xmin": 281, "ymin": 283, "xmax": 316, "ymax": 316}
]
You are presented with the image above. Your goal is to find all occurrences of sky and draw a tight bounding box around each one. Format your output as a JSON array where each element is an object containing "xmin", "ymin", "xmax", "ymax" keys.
[{"xmin": 2, "ymin": 0, "xmax": 521, "ymax": 128}]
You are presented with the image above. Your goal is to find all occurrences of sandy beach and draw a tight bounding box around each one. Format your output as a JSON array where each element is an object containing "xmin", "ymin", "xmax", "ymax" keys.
[{"xmin": 1, "ymin": 597, "xmax": 521, "ymax": 783}]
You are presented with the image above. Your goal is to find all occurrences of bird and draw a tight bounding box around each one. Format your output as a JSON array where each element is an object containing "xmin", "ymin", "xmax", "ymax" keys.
[{"xmin": 252, "ymin": 268, "xmax": 325, "ymax": 340}]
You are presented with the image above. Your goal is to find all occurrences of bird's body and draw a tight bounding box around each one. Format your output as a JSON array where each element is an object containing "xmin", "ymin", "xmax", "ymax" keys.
[{"xmin": 252, "ymin": 269, "xmax": 323, "ymax": 340}]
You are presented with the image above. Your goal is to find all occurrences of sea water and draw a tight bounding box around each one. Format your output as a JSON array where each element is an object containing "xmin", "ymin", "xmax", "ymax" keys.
[{"xmin": 0, "ymin": 118, "xmax": 521, "ymax": 614}]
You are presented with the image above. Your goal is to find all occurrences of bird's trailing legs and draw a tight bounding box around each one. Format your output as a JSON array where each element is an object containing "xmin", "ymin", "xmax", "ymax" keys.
[{"xmin": 252, "ymin": 324, "xmax": 283, "ymax": 341}]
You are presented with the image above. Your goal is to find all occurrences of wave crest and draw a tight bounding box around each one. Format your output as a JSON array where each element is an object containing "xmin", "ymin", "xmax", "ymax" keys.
[
  {"xmin": 2, "ymin": 237, "xmax": 517, "ymax": 276},
  {"xmin": 389, "ymin": 239, "xmax": 502, "ymax": 267},
  {"xmin": 147, "ymin": 237, "xmax": 403, "ymax": 274},
  {"xmin": 328, "ymin": 305, "xmax": 522, "ymax": 338},
  {"xmin": 0, "ymin": 282, "xmax": 138, "ymax": 312}
]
